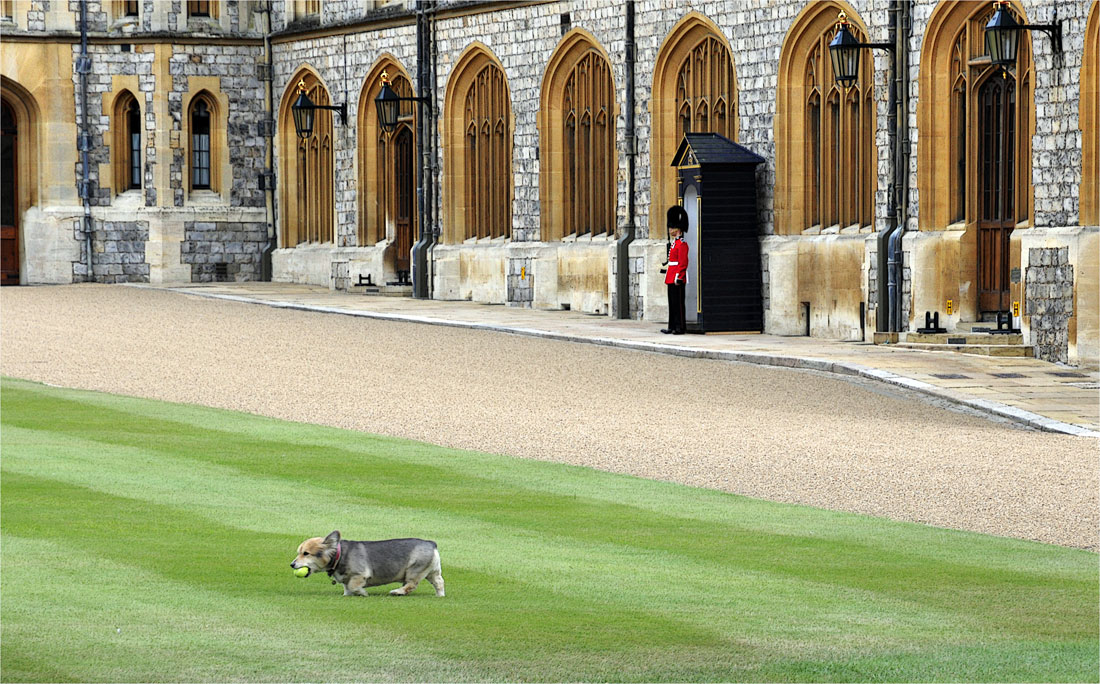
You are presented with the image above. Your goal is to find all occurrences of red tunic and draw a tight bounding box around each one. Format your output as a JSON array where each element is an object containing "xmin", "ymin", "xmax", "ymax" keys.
[{"xmin": 664, "ymin": 238, "xmax": 688, "ymax": 285}]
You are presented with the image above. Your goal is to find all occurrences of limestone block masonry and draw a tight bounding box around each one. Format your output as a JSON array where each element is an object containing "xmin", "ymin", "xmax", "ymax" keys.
[{"xmin": 1026, "ymin": 247, "xmax": 1073, "ymax": 364}]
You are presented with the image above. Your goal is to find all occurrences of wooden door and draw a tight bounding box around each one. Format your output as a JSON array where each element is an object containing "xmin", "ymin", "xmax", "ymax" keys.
[
  {"xmin": 1, "ymin": 100, "xmax": 18, "ymax": 286},
  {"xmin": 977, "ymin": 75, "xmax": 1015, "ymax": 314},
  {"xmin": 393, "ymin": 126, "xmax": 414, "ymax": 275}
]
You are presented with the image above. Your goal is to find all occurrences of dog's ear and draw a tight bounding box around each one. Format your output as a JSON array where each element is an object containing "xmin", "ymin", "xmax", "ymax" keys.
[{"xmin": 323, "ymin": 530, "xmax": 341, "ymax": 547}]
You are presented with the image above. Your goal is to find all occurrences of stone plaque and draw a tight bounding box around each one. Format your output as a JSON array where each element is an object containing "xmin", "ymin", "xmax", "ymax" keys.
[{"xmin": 1010, "ymin": 267, "xmax": 1021, "ymax": 283}]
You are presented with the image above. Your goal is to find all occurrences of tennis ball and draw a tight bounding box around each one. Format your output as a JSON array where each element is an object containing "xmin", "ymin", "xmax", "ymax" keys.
[{"xmin": 294, "ymin": 567, "xmax": 309, "ymax": 578}]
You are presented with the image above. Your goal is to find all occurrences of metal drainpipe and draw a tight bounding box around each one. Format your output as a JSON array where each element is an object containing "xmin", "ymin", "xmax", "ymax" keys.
[
  {"xmin": 260, "ymin": 0, "xmax": 278, "ymax": 281},
  {"xmin": 78, "ymin": 0, "xmax": 93, "ymax": 281},
  {"xmin": 880, "ymin": 0, "xmax": 900, "ymax": 333},
  {"xmin": 892, "ymin": 0, "xmax": 912, "ymax": 333},
  {"xmin": 615, "ymin": 1, "xmax": 636, "ymax": 319},
  {"xmin": 411, "ymin": 0, "xmax": 435, "ymax": 299},
  {"xmin": 427, "ymin": 2, "xmax": 438, "ymax": 298}
]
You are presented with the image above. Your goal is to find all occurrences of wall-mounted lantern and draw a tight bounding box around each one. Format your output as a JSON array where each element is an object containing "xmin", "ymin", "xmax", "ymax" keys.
[
  {"xmin": 373, "ymin": 71, "xmax": 430, "ymax": 133},
  {"xmin": 984, "ymin": 0, "xmax": 1062, "ymax": 68},
  {"xmin": 827, "ymin": 11, "xmax": 894, "ymax": 88},
  {"xmin": 291, "ymin": 79, "xmax": 347, "ymax": 139}
]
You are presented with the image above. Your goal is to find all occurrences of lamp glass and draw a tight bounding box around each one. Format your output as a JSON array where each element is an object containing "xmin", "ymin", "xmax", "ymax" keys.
[
  {"xmin": 292, "ymin": 91, "xmax": 315, "ymax": 139},
  {"xmin": 828, "ymin": 24, "xmax": 862, "ymax": 88},
  {"xmin": 984, "ymin": 6, "xmax": 1020, "ymax": 66},
  {"xmin": 375, "ymin": 82, "xmax": 401, "ymax": 133}
]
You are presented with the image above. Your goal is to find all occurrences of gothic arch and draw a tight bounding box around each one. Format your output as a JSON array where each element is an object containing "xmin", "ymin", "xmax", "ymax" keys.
[
  {"xmin": 0, "ymin": 76, "xmax": 38, "ymax": 214},
  {"xmin": 650, "ymin": 12, "xmax": 738, "ymax": 236},
  {"xmin": 775, "ymin": 1, "xmax": 877, "ymax": 235},
  {"xmin": 918, "ymin": 0, "xmax": 1035, "ymax": 230},
  {"xmin": 0, "ymin": 77, "xmax": 39, "ymax": 285},
  {"xmin": 442, "ymin": 42, "xmax": 512, "ymax": 244},
  {"xmin": 278, "ymin": 66, "xmax": 335, "ymax": 247},
  {"xmin": 182, "ymin": 88, "xmax": 229, "ymax": 198},
  {"xmin": 357, "ymin": 55, "xmax": 416, "ymax": 246},
  {"xmin": 538, "ymin": 29, "xmax": 618, "ymax": 242},
  {"xmin": 1081, "ymin": 0, "xmax": 1099, "ymax": 225}
]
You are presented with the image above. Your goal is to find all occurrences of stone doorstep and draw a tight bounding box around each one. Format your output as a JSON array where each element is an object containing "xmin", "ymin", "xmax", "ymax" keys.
[
  {"xmin": 904, "ymin": 332, "xmax": 1025, "ymax": 345},
  {"xmin": 893, "ymin": 342, "xmax": 1034, "ymax": 357}
]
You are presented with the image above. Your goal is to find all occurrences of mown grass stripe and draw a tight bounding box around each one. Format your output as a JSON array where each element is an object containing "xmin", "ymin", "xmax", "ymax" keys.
[{"xmin": 2, "ymin": 378, "xmax": 1096, "ymax": 682}]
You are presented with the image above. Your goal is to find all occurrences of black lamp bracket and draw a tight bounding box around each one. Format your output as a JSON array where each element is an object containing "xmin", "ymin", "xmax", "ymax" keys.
[
  {"xmin": 1017, "ymin": 10, "xmax": 1063, "ymax": 55},
  {"xmin": 396, "ymin": 95, "xmax": 433, "ymax": 112},
  {"xmin": 855, "ymin": 41, "xmax": 895, "ymax": 53},
  {"xmin": 311, "ymin": 102, "xmax": 348, "ymax": 125}
]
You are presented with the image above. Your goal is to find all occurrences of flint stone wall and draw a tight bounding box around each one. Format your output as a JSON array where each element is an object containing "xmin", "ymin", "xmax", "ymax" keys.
[{"xmin": 1026, "ymin": 246, "xmax": 1074, "ymax": 364}]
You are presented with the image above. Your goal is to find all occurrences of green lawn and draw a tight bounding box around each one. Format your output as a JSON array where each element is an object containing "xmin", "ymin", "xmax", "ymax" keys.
[{"xmin": 1, "ymin": 376, "xmax": 1096, "ymax": 682}]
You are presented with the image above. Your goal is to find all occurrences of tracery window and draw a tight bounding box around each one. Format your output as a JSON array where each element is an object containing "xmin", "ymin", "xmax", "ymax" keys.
[
  {"xmin": 919, "ymin": 1, "xmax": 1034, "ymax": 230},
  {"xmin": 463, "ymin": 63, "xmax": 510, "ymax": 240},
  {"xmin": 775, "ymin": 3, "xmax": 876, "ymax": 235},
  {"xmin": 675, "ymin": 36, "xmax": 736, "ymax": 144},
  {"xmin": 952, "ymin": 5, "xmax": 1031, "ymax": 226},
  {"xmin": 280, "ymin": 75, "xmax": 334, "ymax": 246},
  {"xmin": 652, "ymin": 15, "xmax": 738, "ymax": 235},
  {"xmin": 190, "ymin": 98, "xmax": 211, "ymax": 190},
  {"xmin": 358, "ymin": 67, "xmax": 416, "ymax": 246},
  {"xmin": 800, "ymin": 24, "xmax": 874, "ymax": 230},
  {"xmin": 561, "ymin": 50, "xmax": 613, "ymax": 238}
]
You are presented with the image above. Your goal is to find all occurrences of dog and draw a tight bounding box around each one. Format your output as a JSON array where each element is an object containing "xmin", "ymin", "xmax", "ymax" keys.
[{"xmin": 291, "ymin": 530, "xmax": 445, "ymax": 598}]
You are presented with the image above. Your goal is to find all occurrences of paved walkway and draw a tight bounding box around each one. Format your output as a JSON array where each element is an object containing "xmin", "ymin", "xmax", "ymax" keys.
[{"xmin": 137, "ymin": 282, "xmax": 1100, "ymax": 438}]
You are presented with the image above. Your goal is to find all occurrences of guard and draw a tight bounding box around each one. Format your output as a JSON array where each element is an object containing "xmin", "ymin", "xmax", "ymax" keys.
[{"xmin": 661, "ymin": 205, "xmax": 689, "ymax": 335}]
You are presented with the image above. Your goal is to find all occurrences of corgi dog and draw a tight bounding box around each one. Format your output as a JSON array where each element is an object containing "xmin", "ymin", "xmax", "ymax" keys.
[{"xmin": 292, "ymin": 530, "xmax": 444, "ymax": 598}]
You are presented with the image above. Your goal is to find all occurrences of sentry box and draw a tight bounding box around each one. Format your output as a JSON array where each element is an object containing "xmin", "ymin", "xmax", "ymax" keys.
[{"xmin": 671, "ymin": 133, "xmax": 766, "ymax": 334}]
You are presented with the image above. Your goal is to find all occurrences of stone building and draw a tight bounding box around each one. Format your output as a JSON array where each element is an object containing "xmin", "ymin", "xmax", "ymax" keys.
[{"xmin": 1, "ymin": 0, "xmax": 1096, "ymax": 367}]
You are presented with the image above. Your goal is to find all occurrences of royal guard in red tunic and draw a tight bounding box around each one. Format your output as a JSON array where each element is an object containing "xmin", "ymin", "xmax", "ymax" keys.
[{"xmin": 661, "ymin": 205, "xmax": 689, "ymax": 335}]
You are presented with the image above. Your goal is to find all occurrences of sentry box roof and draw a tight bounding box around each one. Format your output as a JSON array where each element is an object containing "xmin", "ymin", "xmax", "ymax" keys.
[{"xmin": 671, "ymin": 132, "xmax": 766, "ymax": 168}]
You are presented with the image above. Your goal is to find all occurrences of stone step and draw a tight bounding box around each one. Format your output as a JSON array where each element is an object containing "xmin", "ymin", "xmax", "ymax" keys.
[
  {"xmin": 903, "ymin": 331, "xmax": 1024, "ymax": 345},
  {"xmin": 348, "ymin": 284, "xmax": 413, "ymax": 296},
  {"xmin": 893, "ymin": 342, "xmax": 1034, "ymax": 357}
]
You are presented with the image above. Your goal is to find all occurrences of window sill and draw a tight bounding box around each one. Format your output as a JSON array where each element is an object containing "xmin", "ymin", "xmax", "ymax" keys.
[
  {"xmin": 186, "ymin": 189, "xmax": 225, "ymax": 206},
  {"xmin": 562, "ymin": 233, "xmax": 614, "ymax": 243},
  {"xmin": 113, "ymin": 189, "xmax": 144, "ymax": 208}
]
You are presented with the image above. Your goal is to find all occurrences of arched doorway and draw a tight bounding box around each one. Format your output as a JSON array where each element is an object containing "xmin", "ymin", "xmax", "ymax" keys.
[
  {"xmin": 977, "ymin": 73, "xmax": 1016, "ymax": 313},
  {"xmin": 393, "ymin": 125, "xmax": 414, "ymax": 278},
  {"xmin": 1, "ymin": 99, "xmax": 17, "ymax": 285}
]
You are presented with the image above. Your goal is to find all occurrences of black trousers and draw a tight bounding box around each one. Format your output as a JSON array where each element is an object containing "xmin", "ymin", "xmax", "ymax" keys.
[{"xmin": 667, "ymin": 282, "xmax": 686, "ymax": 333}]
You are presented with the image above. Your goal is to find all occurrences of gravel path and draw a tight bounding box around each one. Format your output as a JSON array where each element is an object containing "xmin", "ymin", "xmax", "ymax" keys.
[{"xmin": 2, "ymin": 284, "xmax": 1096, "ymax": 550}]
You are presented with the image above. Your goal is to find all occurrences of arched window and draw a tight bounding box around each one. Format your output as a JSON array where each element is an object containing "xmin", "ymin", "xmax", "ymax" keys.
[
  {"xmin": 1081, "ymin": 1, "xmax": 1099, "ymax": 225},
  {"xmin": 651, "ymin": 14, "xmax": 738, "ymax": 236},
  {"xmin": 279, "ymin": 72, "xmax": 334, "ymax": 247},
  {"xmin": 112, "ymin": 91, "xmax": 141, "ymax": 194},
  {"xmin": 127, "ymin": 99, "xmax": 141, "ymax": 189},
  {"xmin": 776, "ymin": 2, "xmax": 876, "ymax": 234},
  {"xmin": 443, "ymin": 45, "xmax": 512, "ymax": 243},
  {"xmin": 919, "ymin": 0, "xmax": 1034, "ymax": 230},
  {"xmin": 190, "ymin": 99, "xmax": 211, "ymax": 190},
  {"xmin": 539, "ymin": 31, "xmax": 616, "ymax": 241},
  {"xmin": 358, "ymin": 61, "xmax": 417, "ymax": 247}
]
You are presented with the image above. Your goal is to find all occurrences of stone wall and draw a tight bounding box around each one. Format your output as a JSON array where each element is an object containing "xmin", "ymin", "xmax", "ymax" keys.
[
  {"xmin": 1026, "ymin": 246, "xmax": 1074, "ymax": 364},
  {"xmin": 507, "ymin": 257, "xmax": 534, "ymax": 307},
  {"xmin": 182, "ymin": 220, "xmax": 268, "ymax": 282},
  {"xmin": 167, "ymin": 43, "xmax": 267, "ymax": 209},
  {"xmin": 78, "ymin": 220, "xmax": 149, "ymax": 283}
]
